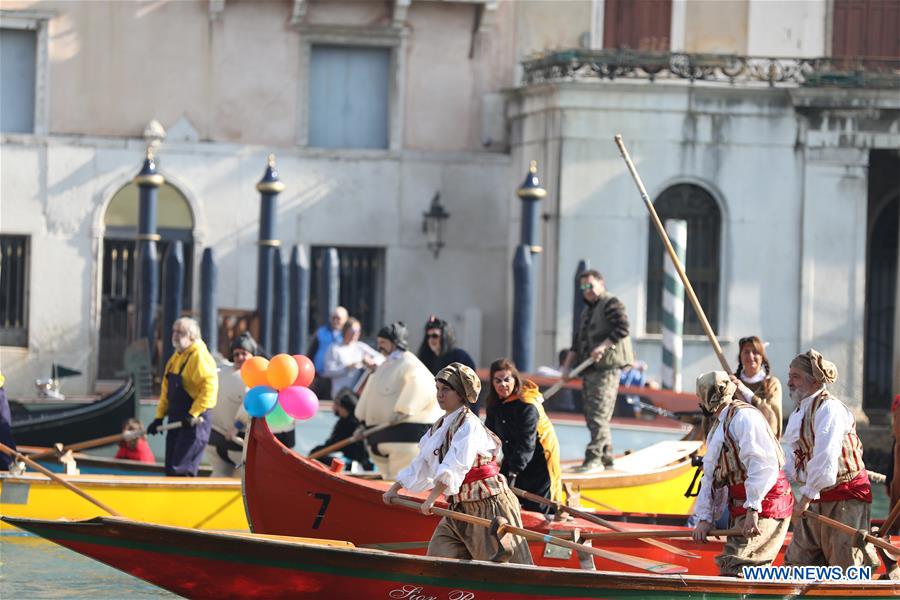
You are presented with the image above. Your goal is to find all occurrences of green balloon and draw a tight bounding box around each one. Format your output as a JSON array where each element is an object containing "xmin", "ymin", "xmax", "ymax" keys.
[{"xmin": 266, "ymin": 402, "xmax": 295, "ymax": 430}]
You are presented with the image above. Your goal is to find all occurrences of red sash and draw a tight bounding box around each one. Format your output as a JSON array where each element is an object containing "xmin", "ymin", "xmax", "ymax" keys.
[
  {"xmin": 462, "ymin": 461, "xmax": 499, "ymax": 484},
  {"xmin": 728, "ymin": 470, "xmax": 793, "ymax": 519},
  {"xmin": 816, "ymin": 470, "xmax": 872, "ymax": 504}
]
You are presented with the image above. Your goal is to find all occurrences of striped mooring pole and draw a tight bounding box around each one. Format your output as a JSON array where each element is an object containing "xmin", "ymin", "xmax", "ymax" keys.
[{"xmin": 662, "ymin": 219, "xmax": 687, "ymax": 391}]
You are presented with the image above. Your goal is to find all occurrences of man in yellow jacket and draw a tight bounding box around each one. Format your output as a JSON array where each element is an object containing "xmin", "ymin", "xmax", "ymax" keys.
[{"xmin": 148, "ymin": 317, "xmax": 218, "ymax": 476}]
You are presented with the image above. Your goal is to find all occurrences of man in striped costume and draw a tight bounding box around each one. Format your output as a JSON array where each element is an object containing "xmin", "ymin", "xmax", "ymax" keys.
[
  {"xmin": 783, "ymin": 349, "xmax": 879, "ymax": 569},
  {"xmin": 691, "ymin": 371, "xmax": 792, "ymax": 576}
]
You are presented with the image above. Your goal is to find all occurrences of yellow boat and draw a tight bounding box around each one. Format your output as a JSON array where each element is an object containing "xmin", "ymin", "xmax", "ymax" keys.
[
  {"xmin": 562, "ymin": 440, "xmax": 702, "ymax": 515},
  {"xmin": 0, "ymin": 472, "xmax": 246, "ymax": 531}
]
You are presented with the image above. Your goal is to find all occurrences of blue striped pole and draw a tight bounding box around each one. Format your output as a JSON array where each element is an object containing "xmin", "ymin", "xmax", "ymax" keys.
[{"xmin": 662, "ymin": 219, "xmax": 687, "ymax": 391}]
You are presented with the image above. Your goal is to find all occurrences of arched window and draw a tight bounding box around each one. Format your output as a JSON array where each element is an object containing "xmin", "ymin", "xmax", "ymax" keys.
[
  {"xmin": 99, "ymin": 182, "xmax": 194, "ymax": 377},
  {"xmin": 646, "ymin": 184, "xmax": 721, "ymax": 335}
]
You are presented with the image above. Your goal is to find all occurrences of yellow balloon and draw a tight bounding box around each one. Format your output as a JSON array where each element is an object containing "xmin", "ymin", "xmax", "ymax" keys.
[{"xmin": 266, "ymin": 354, "xmax": 300, "ymax": 390}]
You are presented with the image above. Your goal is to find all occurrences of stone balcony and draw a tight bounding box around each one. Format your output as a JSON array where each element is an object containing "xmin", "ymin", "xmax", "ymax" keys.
[{"xmin": 521, "ymin": 49, "xmax": 900, "ymax": 90}]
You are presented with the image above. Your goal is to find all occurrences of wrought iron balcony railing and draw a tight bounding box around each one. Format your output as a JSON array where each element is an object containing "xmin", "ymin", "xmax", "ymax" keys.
[{"xmin": 521, "ymin": 49, "xmax": 900, "ymax": 89}]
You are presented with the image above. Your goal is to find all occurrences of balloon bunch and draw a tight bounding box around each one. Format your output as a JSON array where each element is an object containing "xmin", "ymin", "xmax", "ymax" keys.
[{"xmin": 241, "ymin": 354, "xmax": 319, "ymax": 427}]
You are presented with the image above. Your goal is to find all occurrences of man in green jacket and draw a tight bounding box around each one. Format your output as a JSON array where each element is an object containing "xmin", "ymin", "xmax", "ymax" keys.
[{"xmin": 561, "ymin": 270, "xmax": 634, "ymax": 473}]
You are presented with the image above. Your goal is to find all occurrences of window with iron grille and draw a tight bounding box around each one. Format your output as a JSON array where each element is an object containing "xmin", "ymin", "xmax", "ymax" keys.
[
  {"xmin": 0, "ymin": 234, "xmax": 29, "ymax": 346},
  {"xmin": 309, "ymin": 246, "xmax": 385, "ymax": 338},
  {"xmin": 646, "ymin": 184, "xmax": 721, "ymax": 335}
]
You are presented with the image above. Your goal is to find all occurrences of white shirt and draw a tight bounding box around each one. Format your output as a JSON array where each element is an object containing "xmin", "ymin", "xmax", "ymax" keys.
[
  {"xmin": 692, "ymin": 404, "xmax": 781, "ymax": 522},
  {"xmin": 782, "ymin": 387, "xmax": 855, "ymax": 500},
  {"xmin": 210, "ymin": 369, "xmax": 246, "ymax": 433},
  {"xmin": 323, "ymin": 341, "xmax": 383, "ymax": 394},
  {"xmin": 396, "ymin": 407, "xmax": 498, "ymax": 496}
]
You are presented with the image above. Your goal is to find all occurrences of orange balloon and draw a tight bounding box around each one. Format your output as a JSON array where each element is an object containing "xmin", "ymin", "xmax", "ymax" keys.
[
  {"xmin": 292, "ymin": 354, "xmax": 315, "ymax": 388},
  {"xmin": 240, "ymin": 356, "xmax": 270, "ymax": 388},
  {"xmin": 267, "ymin": 353, "xmax": 300, "ymax": 390}
]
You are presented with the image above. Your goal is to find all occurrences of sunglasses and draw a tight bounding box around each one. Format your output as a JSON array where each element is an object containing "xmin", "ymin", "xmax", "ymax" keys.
[
  {"xmin": 579, "ymin": 283, "xmax": 594, "ymax": 291},
  {"xmin": 426, "ymin": 333, "xmax": 442, "ymax": 340}
]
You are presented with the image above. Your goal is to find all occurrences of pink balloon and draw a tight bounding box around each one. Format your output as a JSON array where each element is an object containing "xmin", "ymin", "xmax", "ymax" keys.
[{"xmin": 278, "ymin": 385, "xmax": 319, "ymax": 420}]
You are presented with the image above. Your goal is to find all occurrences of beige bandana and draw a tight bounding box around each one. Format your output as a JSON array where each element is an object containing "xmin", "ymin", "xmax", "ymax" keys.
[
  {"xmin": 790, "ymin": 348, "xmax": 837, "ymax": 385},
  {"xmin": 696, "ymin": 371, "xmax": 737, "ymax": 414},
  {"xmin": 436, "ymin": 362, "xmax": 481, "ymax": 404}
]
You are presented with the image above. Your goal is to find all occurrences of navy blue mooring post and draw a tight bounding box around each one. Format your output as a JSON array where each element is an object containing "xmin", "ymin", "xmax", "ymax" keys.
[
  {"xmin": 318, "ymin": 247, "xmax": 340, "ymax": 326},
  {"xmin": 289, "ymin": 244, "xmax": 310, "ymax": 355},
  {"xmin": 572, "ymin": 259, "xmax": 588, "ymax": 346},
  {"xmin": 200, "ymin": 248, "xmax": 218, "ymax": 355},
  {"xmin": 162, "ymin": 241, "xmax": 185, "ymax": 367},
  {"xmin": 256, "ymin": 154, "xmax": 285, "ymax": 352},
  {"xmin": 133, "ymin": 147, "xmax": 164, "ymax": 362},
  {"xmin": 512, "ymin": 245, "xmax": 534, "ymax": 372},
  {"xmin": 512, "ymin": 161, "xmax": 546, "ymax": 372},
  {"xmin": 271, "ymin": 246, "xmax": 288, "ymax": 355}
]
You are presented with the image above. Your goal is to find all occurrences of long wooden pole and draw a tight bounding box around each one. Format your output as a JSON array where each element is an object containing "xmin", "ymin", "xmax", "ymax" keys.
[
  {"xmin": 579, "ymin": 528, "xmax": 741, "ymax": 541},
  {"xmin": 803, "ymin": 510, "xmax": 900, "ymax": 557},
  {"xmin": 614, "ymin": 134, "xmax": 731, "ymax": 374},
  {"xmin": 28, "ymin": 420, "xmax": 186, "ymax": 461},
  {"xmin": 307, "ymin": 419, "xmax": 405, "ymax": 461},
  {"xmin": 0, "ymin": 442, "xmax": 123, "ymax": 517},
  {"xmin": 511, "ymin": 486, "xmax": 699, "ymax": 559},
  {"xmin": 543, "ymin": 357, "xmax": 594, "ymax": 401},
  {"xmin": 388, "ymin": 496, "xmax": 687, "ymax": 574},
  {"xmin": 880, "ymin": 499, "xmax": 900, "ymax": 538}
]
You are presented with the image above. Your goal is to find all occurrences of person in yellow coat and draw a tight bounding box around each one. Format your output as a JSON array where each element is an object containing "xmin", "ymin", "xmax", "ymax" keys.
[
  {"xmin": 484, "ymin": 357, "xmax": 562, "ymax": 513},
  {"xmin": 147, "ymin": 317, "xmax": 218, "ymax": 476},
  {"xmin": 0, "ymin": 372, "xmax": 16, "ymax": 471}
]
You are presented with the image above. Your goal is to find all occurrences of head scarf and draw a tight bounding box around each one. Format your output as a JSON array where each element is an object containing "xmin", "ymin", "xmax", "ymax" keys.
[
  {"xmin": 789, "ymin": 348, "xmax": 837, "ymax": 385},
  {"xmin": 436, "ymin": 362, "xmax": 481, "ymax": 404},
  {"xmin": 696, "ymin": 371, "xmax": 737, "ymax": 415},
  {"xmin": 377, "ymin": 322, "xmax": 409, "ymax": 351},
  {"xmin": 230, "ymin": 332, "xmax": 258, "ymax": 356}
]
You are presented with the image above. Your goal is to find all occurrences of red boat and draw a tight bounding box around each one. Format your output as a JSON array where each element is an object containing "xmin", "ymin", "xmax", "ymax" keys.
[
  {"xmin": 6, "ymin": 516, "xmax": 898, "ymax": 599},
  {"xmin": 245, "ymin": 418, "xmax": 733, "ymax": 574}
]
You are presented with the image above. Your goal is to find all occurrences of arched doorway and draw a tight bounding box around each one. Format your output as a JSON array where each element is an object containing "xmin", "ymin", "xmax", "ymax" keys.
[
  {"xmin": 863, "ymin": 149, "xmax": 900, "ymax": 414},
  {"xmin": 646, "ymin": 183, "xmax": 722, "ymax": 335},
  {"xmin": 98, "ymin": 182, "xmax": 194, "ymax": 379}
]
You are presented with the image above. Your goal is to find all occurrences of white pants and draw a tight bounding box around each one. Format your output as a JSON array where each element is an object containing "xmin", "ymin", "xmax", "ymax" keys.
[
  {"xmin": 370, "ymin": 442, "xmax": 419, "ymax": 480},
  {"xmin": 204, "ymin": 445, "xmax": 242, "ymax": 478}
]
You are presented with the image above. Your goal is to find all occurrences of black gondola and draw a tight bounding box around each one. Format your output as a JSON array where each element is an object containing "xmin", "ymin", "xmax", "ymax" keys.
[{"xmin": 10, "ymin": 378, "xmax": 137, "ymax": 447}]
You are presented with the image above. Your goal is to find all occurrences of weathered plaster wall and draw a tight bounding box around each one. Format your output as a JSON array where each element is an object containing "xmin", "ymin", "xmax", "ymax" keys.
[{"xmin": 0, "ymin": 138, "xmax": 512, "ymax": 396}]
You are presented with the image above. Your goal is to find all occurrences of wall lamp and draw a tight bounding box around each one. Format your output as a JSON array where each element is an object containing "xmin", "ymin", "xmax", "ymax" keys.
[{"xmin": 422, "ymin": 192, "xmax": 450, "ymax": 259}]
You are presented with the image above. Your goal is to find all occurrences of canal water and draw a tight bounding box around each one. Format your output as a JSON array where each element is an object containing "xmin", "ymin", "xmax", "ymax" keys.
[{"xmin": 0, "ymin": 405, "xmax": 890, "ymax": 598}]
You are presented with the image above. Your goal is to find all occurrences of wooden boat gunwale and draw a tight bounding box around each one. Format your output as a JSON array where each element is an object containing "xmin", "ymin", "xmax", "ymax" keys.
[
  {"xmin": 0, "ymin": 471, "xmax": 240, "ymax": 489},
  {"xmin": 5, "ymin": 515, "xmax": 898, "ymax": 598}
]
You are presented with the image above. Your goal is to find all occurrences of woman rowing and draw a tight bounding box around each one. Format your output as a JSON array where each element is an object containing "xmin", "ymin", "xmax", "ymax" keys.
[
  {"xmin": 484, "ymin": 358, "xmax": 562, "ymax": 514},
  {"xmin": 382, "ymin": 363, "xmax": 532, "ymax": 564}
]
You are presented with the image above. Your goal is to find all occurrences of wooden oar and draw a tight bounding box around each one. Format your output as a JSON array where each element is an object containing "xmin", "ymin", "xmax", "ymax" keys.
[
  {"xmin": 28, "ymin": 420, "xmax": 187, "ymax": 461},
  {"xmin": 879, "ymin": 498, "xmax": 900, "ymax": 537},
  {"xmin": 543, "ymin": 357, "xmax": 594, "ymax": 401},
  {"xmin": 615, "ymin": 134, "xmax": 731, "ymax": 374},
  {"xmin": 0, "ymin": 441, "xmax": 123, "ymax": 517},
  {"xmin": 211, "ymin": 424, "xmax": 244, "ymax": 448},
  {"xmin": 387, "ymin": 496, "xmax": 687, "ymax": 574},
  {"xmin": 307, "ymin": 419, "xmax": 405, "ymax": 461},
  {"xmin": 578, "ymin": 528, "xmax": 741, "ymax": 541},
  {"xmin": 511, "ymin": 486, "xmax": 700, "ymax": 559},
  {"xmin": 802, "ymin": 509, "xmax": 900, "ymax": 558}
]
